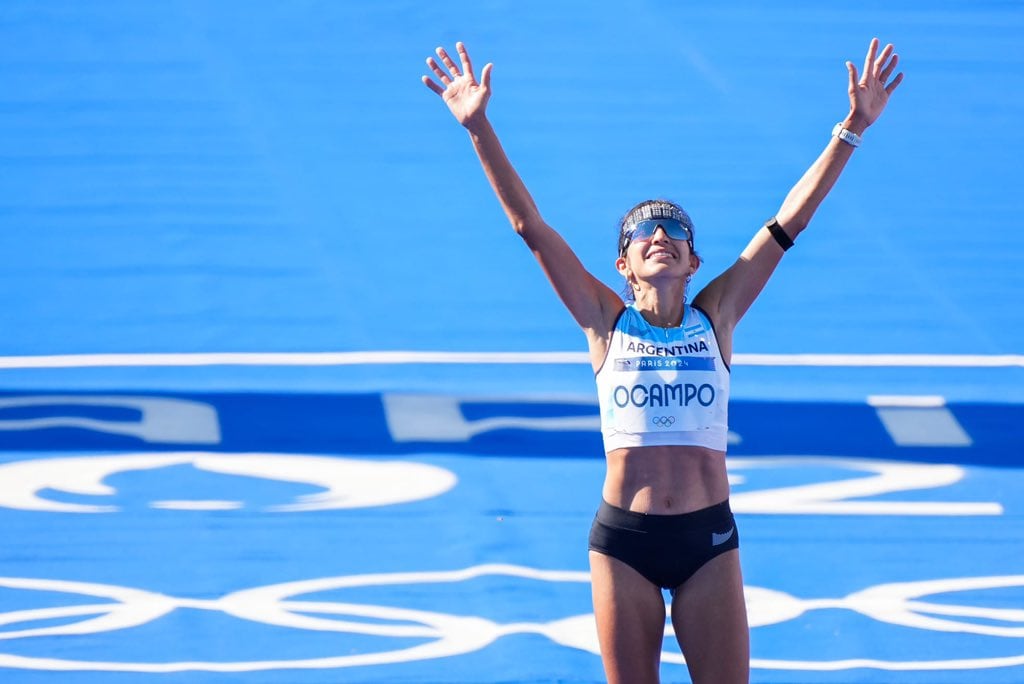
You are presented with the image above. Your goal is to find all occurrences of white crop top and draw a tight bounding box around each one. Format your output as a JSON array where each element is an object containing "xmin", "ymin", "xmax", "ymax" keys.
[{"xmin": 595, "ymin": 304, "xmax": 730, "ymax": 452}]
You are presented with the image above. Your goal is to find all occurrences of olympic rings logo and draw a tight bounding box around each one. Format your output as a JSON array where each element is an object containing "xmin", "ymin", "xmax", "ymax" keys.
[
  {"xmin": 2, "ymin": 565, "xmax": 1024, "ymax": 673},
  {"xmin": 652, "ymin": 416, "xmax": 676, "ymax": 428}
]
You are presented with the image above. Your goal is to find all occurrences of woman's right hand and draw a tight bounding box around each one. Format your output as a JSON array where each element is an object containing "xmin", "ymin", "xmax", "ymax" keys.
[{"xmin": 422, "ymin": 42, "xmax": 493, "ymax": 129}]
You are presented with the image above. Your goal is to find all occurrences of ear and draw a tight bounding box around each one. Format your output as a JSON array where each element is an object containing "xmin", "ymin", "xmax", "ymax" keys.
[
  {"xmin": 615, "ymin": 255, "xmax": 630, "ymax": 278},
  {"xmin": 688, "ymin": 252, "xmax": 701, "ymax": 276}
]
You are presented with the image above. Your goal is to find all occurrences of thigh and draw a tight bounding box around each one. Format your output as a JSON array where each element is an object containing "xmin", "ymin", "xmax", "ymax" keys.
[
  {"xmin": 669, "ymin": 549, "xmax": 749, "ymax": 684},
  {"xmin": 589, "ymin": 550, "xmax": 667, "ymax": 684}
]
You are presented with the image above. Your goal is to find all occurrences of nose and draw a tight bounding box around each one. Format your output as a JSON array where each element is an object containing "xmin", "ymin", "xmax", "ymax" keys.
[{"xmin": 650, "ymin": 226, "xmax": 671, "ymax": 243}]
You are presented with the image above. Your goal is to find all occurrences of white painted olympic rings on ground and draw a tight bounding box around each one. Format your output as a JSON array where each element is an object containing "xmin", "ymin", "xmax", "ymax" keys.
[
  {"xmin": 1, "ymin": 566, "xmax": 1023, "ymax": 672},
  {"xmin": 0, "ymin": 454, "xmax": 1002, "ymax": 517},
  {"xmin": 0, "ymin": 453, "xmax": 457, "ymax": 513}
]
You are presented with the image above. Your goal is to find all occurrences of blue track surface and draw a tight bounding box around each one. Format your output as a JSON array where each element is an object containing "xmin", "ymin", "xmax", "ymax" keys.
[{"xmin": 1, "ymin": 2, "xmax": 1022, "ymax": 682}]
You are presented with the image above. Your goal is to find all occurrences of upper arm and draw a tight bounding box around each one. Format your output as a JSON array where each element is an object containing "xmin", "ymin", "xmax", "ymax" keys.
[
  {"xmin": 519, "ymin": 220, "xmax": 623, "ymax": 336},
  {"xmin": 693, "ymin": 224, "xmax": 786, "ymax": 333}
]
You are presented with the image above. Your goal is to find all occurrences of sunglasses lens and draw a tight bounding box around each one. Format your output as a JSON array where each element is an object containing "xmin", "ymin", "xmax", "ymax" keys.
[{"xmin": 629, "ymin": 218, "xmax": 692, "ymax": 243}]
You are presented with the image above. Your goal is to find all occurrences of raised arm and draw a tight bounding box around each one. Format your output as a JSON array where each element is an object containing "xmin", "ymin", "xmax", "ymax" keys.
[
  {"xmin": 695, "ymin": 38, "xmax": 904, "ymax": 347},
  {"xmin": 423, "ymin": 43, "xmax": 622, "ymax": 345}
]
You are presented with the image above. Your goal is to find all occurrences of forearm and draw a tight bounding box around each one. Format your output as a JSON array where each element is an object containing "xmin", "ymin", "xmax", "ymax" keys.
[
  {"xmin": 466, "ymin": 117, "xmax": 543, "ymax": 234},
  {"xmin": 774, "ymin": 114, "xmax": 866, "ymax": 236}
]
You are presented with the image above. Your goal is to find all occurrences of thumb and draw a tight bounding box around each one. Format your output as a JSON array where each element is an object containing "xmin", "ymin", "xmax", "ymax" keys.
[
  {"xmin": 481, "ymin": 62, "xmax": 493, "ymax": 90},
  {"xmin": 846, "ymin": 61, "xmax": 858, "ymax": 91}
]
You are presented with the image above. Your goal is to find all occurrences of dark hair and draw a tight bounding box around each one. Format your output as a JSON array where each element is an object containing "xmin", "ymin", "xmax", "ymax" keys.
[{"xmin": 617, "ymin": 198, "xmax": 702, "ymax": 302}]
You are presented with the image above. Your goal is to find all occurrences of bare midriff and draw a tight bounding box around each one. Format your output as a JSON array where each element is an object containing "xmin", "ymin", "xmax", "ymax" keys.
[{"xmin": 603, "ymin": 444, "xmax": 730, "ymax": 514}]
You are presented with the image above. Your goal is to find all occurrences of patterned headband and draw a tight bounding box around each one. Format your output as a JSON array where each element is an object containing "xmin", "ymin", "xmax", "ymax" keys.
[{"xmin": 620, "ymin": 203, "xmax": 695, "ymax": 253}]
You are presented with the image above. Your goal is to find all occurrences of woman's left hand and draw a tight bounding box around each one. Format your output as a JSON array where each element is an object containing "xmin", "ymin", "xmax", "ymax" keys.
[{"xmin": 846, "ymin": 38, "xmax": 904, "ymax": 130}]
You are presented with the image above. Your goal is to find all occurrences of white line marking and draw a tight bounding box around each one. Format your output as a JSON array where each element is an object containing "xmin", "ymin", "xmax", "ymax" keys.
[
  {"xmin": 380, "ymin": 393, "xmax": 744, "ymax": 445},
  {"xmin": 729, "ymin": 457, "xmax": 999, "ymax": 515},
  {"xmin": 0, "ymin": 352, "xmax": 1020, "ymax": 369},
  {"xmin": 868, "ymin": 395, "xmax": 947, "ymax": 408},
  {"xmin": 0, "ymin": 395, "xmax": 221, "ymax": 444},
  {"xmin": 149, "ymin": 500, "xmax": 243, "ymax": 511},
  {"xmin": 737, "ymin": 353, "xmax": 1024, "ymax": 367},
  {"xmin": 382, "ymin": 394, "xmax": 601, "ymax": 442},
  {"xmin": 875, "ymin": 407, "xmax": 973, "ymax": 447}
]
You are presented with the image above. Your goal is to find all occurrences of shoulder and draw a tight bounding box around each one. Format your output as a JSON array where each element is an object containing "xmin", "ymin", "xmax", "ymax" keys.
[
  {"xmin": 585, "ymin": 300, "xmax": 628, "ymax": 373},
  {"xmin": 689, "ymin": 302, "xmax": 715, "ymax": 331},
  {"xmin": 689, "ymin": 297, "xmax": 734, "ymax": 364}
]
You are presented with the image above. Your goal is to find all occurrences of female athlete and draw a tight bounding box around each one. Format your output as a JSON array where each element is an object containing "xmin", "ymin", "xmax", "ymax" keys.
[{"xmin": 423, "ymin": 38, "xmax": 903, "ymax": 683}]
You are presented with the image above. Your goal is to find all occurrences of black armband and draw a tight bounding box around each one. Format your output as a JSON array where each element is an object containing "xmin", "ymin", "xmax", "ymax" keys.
[{"xmin": 765, "ymin": 217, "xmax": 794, "ymax": 252}]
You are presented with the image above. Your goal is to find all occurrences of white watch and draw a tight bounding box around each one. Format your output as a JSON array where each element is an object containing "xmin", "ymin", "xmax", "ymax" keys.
[{"xmin": 832, "ymin": 123, "xmax": 862, "ymax": 148}]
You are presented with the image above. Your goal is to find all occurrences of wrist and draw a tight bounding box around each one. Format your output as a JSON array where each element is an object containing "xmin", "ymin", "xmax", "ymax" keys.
[
  {"xmin": 841, "ymin": 113, "xmax": 869, "ymax": 136},
  {"xmin": 463, "ymin": 113, "xmax": 491, "ymax": 134},
  {"xmin": 832, "ymin": 122, "xmax": 862, "ymax": 148}
]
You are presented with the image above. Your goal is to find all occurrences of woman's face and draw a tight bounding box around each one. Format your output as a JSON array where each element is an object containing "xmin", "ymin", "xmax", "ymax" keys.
[{"xmin": 617, "ymin": 225, "xmax": 698, "ymax": 286}]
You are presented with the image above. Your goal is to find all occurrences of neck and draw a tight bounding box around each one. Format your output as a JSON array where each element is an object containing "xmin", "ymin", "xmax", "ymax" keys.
[{"xmin": 633, "ymin": 284, "xmax": 687, "ymax": 327}]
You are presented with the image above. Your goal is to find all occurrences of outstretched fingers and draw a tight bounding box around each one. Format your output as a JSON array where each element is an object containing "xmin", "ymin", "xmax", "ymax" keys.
[
  {"xmin": 480, "ymin": 62, "xmax": 493, "ymax": 90},
  {"xmin": 422, "ymin": 73, "xmax": 444, "ymax": 96},
  {"xmin": 878, "ymin": 50, "xmax": 897, "ymax": 82},
  {"xmin": 456, "ymin": 42, "xmax": 476, "ymax": 82},
  {"xmin": 435, "ymin": 47, "xmax": 463, "ymax": 80},
  {"xmin": 428, "ymin": 54, "xmax": 451, "ymax": 82},
  {"xmin": 421, "ymin": 42, "xmax": 494, "ymax": 127},
  {"xmin": 861, "ymin": 37, "xmax": 879, "ymax": 85},
  {"xmin": 885, "ymin": 71, "xmax": 905, "ymax": 95},
  {"xmin": 423, "ymin": 46, "xmax": 465, "ymax": 97},
  {"xmin": 878, "ymin": 51, "xmax": 904, "ymax": 93},
  {"xmin": 873, "ymin": 42, "xmax": 894, "ymax": 78},
  {"xmin": 858, "ymin": 37, "xmax": 904, "ymax": 93}
]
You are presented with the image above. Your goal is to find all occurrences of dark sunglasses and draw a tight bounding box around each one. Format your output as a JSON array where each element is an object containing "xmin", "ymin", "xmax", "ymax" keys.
[{"xmin": 620, "ymin": 218, "xmax": 693, "ymax": 254}]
